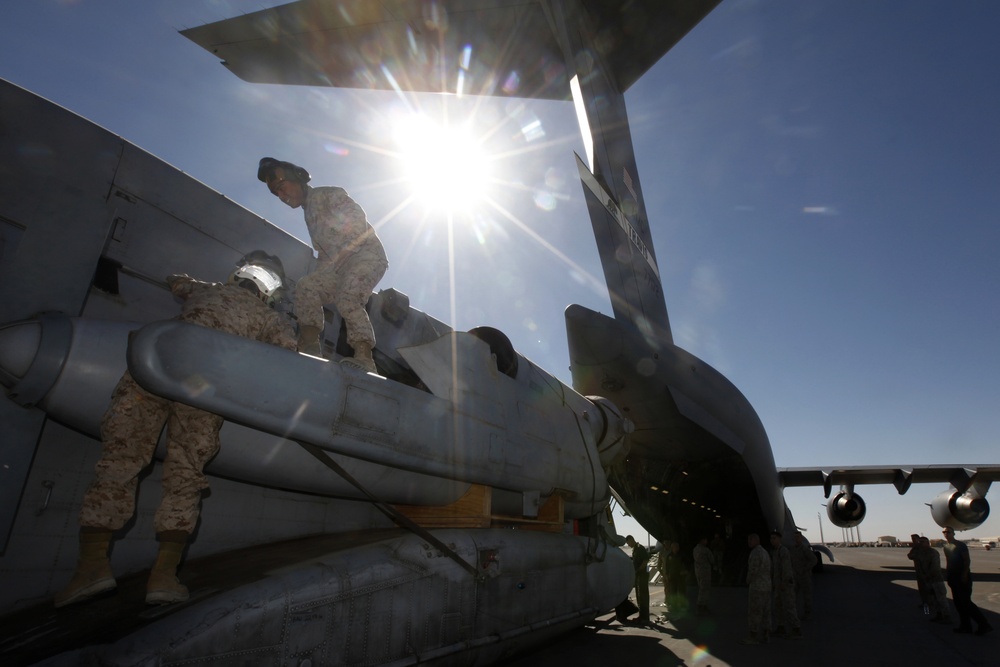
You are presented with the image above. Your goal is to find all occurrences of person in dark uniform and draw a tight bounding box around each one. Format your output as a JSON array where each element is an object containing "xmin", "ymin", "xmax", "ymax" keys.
[
  {"xmin": 943, "ymin": 526, "xmax": 993, "ymax": 635},
  {"xmin": 626, "ymin": 535, "xmax": 650, "ymax": 623}
]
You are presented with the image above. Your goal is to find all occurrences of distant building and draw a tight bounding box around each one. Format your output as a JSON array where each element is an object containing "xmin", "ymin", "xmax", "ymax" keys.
[{"xmin": 876, "ymin": 536, "xmax": 898, "ymax": 546}]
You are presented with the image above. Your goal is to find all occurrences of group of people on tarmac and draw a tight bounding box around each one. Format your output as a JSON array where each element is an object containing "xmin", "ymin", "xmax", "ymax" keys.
[
  {"xmin": 740, "ymin": 530, "xmax": 814, "ymax": 644},
  {"xmin": 908, "ymin": 529, "xmax": 993, "ymax": 636},
  {"xmin": 620, "ymin": 529, "xmax": 815, "ymax": 644},
  {"xmin": 623, "ymin": 526, "xmax": 994, "ymax": 644},
  {"xmin": 55, "ymin": 158, "xmax": 388, "ymax": 608},
  {"xmin": 623, "ymin": 535, "xmax": 719, "ymax": 624}
]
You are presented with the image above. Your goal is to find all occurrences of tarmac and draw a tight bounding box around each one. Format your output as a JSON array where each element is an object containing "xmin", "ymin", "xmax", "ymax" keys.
[{"xmin": 502, "ymin": 545, "xmax": 1000, "ymax": 666}]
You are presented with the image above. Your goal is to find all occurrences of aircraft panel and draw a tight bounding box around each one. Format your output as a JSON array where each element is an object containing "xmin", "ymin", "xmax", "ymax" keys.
[
  {"xmin": 0, "ymin": 81, "xmax": 120, "ymax": 322},
  {"xmin": 576, "ymin": 163, "xmax": 669, "ymax": 342},
  {"xmin": 0, "ymin": 404, "xmax": 45, "ymax": 555},
  {"xmin": 181, "ymin": 1, "xmax": 718, "ymax": 100},
  {"xmin": 579, "ymin": 0, "xmax": 722, "ymax": 92},
  {"xmin": 181, "ymin": 0, "xmax": 570, "ymax": 100},
  {"xmin": 107, "ymin": 144, "xmax": 315, "ymax": 287}
]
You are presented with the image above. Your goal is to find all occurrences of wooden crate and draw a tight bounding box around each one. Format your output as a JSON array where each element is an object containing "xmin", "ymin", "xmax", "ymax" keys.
[{"xmin": 392, "ymin": 485, "xmax": 566, "ymax": 533}]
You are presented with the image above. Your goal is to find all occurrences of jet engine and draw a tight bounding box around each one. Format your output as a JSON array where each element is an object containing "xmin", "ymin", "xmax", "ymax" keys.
[
  {"xmin": 827, "ymin": 489, "xmax": 866, "ymax": 528},
  {"xmin": 930, "ymin": 489, "xmax": 990, "ymax": 531}
]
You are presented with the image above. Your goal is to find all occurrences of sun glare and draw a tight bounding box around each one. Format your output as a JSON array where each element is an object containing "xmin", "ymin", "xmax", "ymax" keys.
[{"xmin": 393, "ymin": 115, "xmax": 492, "ymax": 212}]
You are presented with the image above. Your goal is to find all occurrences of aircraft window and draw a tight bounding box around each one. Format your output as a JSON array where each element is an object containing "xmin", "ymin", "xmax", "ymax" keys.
[{"xmin": 92, "ymin": 257, "xmax": 121, "ymax": 295}]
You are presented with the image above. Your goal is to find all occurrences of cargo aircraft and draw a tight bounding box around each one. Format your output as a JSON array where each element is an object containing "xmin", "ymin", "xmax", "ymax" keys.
[{"xmin": 1, "ymin": 1, "xmax": 998, "ymax": 664}]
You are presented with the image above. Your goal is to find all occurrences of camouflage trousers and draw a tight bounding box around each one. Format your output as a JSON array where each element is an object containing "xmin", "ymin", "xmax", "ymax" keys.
[
  {"xmin": 773, "ymin": 582, "xmax": 800, "ymax": 630},
  {"xmin": 748, "ymin": 589, "xmax": 771, "ymax": 633},
  {"xmin": 926, "ymin": 580, "xmax": 952, "ymax": 620},
  {"xmin": 296, "ymin": 245, "xmax": 388, "ymax": 348},
  {"xmin": 79, "ymin": 371, "xmax": 223, "ymax": 534}
]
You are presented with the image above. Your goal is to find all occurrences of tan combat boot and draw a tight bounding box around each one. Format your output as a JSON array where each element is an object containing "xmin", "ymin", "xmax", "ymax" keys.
[
  {"xmin": 145, "ymin": 530, "xmax": 190, "ymax": 605},
  {"xmin": 341, "ymin": 341, "xmax": 376, "ymax": 373},
  {"xmin": 54, "ymin": 527, "xmax": 117, "ymax": 608},
  {"xmin": 297, "ymin": 325, "xmax": 324, "ymax": 357}
]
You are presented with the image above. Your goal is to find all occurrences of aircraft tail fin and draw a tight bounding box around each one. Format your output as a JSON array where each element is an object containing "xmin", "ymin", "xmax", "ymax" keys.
[{"xmin": 575, "ymin": 154, "xmax": 672, "ymax": 346}]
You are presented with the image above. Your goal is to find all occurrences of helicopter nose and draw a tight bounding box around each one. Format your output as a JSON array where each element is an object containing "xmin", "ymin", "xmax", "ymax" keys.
[
  {"xmin": 0, "ymin": 314, "xmax": 80, "ymax": 408},
  {"xmin": 0, "ymin": 319, "xmax": 42, "ymax": 391}
]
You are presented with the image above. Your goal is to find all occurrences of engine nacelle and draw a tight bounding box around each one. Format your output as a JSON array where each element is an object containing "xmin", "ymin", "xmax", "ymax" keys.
[
  {"xmin": 827, "ymin": 490, "xmax": 866, "ymax": 528},
  {"xmin": 930, "ymin": 489, "xmax": 990, "ymax": 531},
  {"xmin": 586, "ymin": 395, "xmax": 633, "ymax": 469}
]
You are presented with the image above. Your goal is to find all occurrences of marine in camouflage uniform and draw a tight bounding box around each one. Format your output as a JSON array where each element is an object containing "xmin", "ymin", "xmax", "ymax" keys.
[
  {"xmin": 790, "ymin": 531, "xmax": 815, "ymax": 619},
  {"xmin": 57, "ymin": 268, "xmax": 296, "ymax": 608},
  {"xmin": 258, "ymin": 158, "xmax": 387, "ymax": 372},
  {"xmin": 81, "ymin": 274, "xmax": 296, "ymax": 534},
  {"xmin": 742, "ymin": 533, "xmax": 772, "ymax": 645},
  {"xmin": 298, "ymin": 185, "xmax": 387, "ymax": 350},
  {"xmin": 693, "ymin": 536, "xmax": 714, "ymax": 614},
  {"xmin": 770, "ymin": 531, "xmax": 802, "ymax": 638},
  {"xmin": 907, "ymin": 533, "xmax": 930, "ymax": 607},
  {"xmin": 916, "ymin": 537, "xmax": 952, "ymax": 623}
]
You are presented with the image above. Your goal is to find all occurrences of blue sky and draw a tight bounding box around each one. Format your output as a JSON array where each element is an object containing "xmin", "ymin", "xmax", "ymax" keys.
[{"xmin": 3, "ymin": 1, "xmax": 999, "ymax": 545}]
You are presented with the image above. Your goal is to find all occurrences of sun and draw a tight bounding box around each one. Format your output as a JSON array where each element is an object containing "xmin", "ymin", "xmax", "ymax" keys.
[{"xmin": 393, "ymin": 114, "xmax": 492, "ymax": 213}]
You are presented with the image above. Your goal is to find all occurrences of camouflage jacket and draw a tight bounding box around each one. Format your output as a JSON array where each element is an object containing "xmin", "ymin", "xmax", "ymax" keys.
[
  {"xmin": 168, "ymin": 275, "xmax": 296, "ymax": 350},
  {"xmin": 772, "ymin": 544, "xmax": 795, "ymax": 587},
  {"xmin": 302, "ymin": 185, "xmax": 387, "ymax": 268},
  {"xmin": 912, "ymin": 546, "xmax": 945, "ymax": 583},
  {"xmin": 693, "ymin": 543, "xmax": 714, "ymax": 570},
  {"xmin": 790, "ymin": 541, "xmax": 815, "ymax": 578},
  {"xmin": 747, "ymin": 545, "xmax": 771, "ymax": 592}
]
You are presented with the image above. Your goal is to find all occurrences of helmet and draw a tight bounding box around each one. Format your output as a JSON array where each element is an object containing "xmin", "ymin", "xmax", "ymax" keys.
[
  {"xmin": 238, "ymin": 250, "xmax": 286, "ymax": 282},
  {"xmin": 257, "ymin": 157, "xmax": 310, "ymax": 189},
  {"xmin": 228, "ymin": 251, "xmax": 286, "ymax": 307}
]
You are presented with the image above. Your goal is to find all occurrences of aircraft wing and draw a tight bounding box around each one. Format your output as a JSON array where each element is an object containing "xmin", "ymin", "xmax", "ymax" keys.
[
  {"xmin": 779, "ymin": 464, "xmax": 1000, "ymax": 497},
  {"xmin": 180, "ymin": 0, "xmax": 717, "ymax": 100}
]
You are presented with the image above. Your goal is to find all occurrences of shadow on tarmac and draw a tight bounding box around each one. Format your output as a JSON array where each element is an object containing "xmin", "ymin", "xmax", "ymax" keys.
[{"xmin": 502, "ymin": 546, "xmax": 1000, "ymax": 667}]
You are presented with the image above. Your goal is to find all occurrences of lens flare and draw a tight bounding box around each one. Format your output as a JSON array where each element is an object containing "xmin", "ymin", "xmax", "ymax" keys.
[
  {"xmin": 393, "ymin": 114, "xmax": 492, "ymax": 212},
  {"xmin": 691, "ymin": 644, "xmax": 712, "ymax": 662}
]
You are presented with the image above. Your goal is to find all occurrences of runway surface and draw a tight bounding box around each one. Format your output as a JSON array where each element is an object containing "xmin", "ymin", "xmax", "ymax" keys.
[{"xmin": 503, "ymin": 545, "xmax": 1000, "ymax": 666}]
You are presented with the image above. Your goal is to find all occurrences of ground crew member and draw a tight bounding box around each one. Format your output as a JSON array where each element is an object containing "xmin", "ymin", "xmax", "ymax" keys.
[
  {"xmin": 693, "ymin": 535, "xmax": 714, "ymax": 615},
  {"xmin": 916, "ymin": 536, "xmax": 952, "ymax": 624},
  {"xmin": 741, "ymin": 533, "xmax": 772, "ymax": 645},
  {"xmin": 55, "ymin": 253, "xmax": 296, "ymax": 607},
  {"xmin": 907, "ymin": 532, "xmax": 929, "ymax": 610},
  {"xmin": 625, "ymin": 535, "xmax": 650, "ymax": 623},
  {"xmin": 791, "ymin": 530, "xmax": 815, "ymax": 619},
  {"xmin": 710, "ymin": 532, "xmax": 726, "ymax": 582},
  {"xmin": 943, "ymin": 526, "xmax": 993, "ymax": 635},
  {"xmin": 257, "ymin": 157, "xmax": 388, "ymax": 372},
  {"xmin": 770, "ymin": 530, "xmax": 803, "ymax": 639},
  {"xmin": 662, "ymin": 540, "xmax": 688, "ymax": 616}
]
